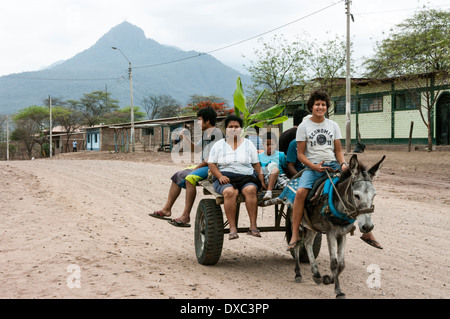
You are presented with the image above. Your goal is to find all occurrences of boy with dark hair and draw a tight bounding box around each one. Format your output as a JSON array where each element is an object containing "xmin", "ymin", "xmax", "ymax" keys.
[
  {"xmin": 258, "ymin": 131, "xmax": 290, "ymax": 200},
  {"xmin": 197, "ymin": 106, "xmax": 217, "ymax": 126},
  {"xmin": 279, "ymin": 109, "xmax": 310, "ymax": 154},
  {"xmin": 150, "ymin": 107, "xmax": 222, "ymax": 227},
  {"xmin": 287, "ymin": 90, "xmax": 382, "ymax": 250}
]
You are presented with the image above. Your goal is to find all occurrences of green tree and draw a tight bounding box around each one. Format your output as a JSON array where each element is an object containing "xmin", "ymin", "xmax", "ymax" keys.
[
  {"xmin": 74, "ymin": 91, "xmax": 120, "ymax": 126},
  {"xmin": 304, "ymin": 34, "xmax": 352, "ymax": 115},
  {"xmin": 141, "ymin": 94, "xmax": 180, "ymax": 119},
  {"xmin": 363, "ymin": 8, "xmax": 450, "ymax": 151},
  {"xmin": 244, "ymin": 34, "xmax": 308, "ymax": 109},
  {"xmin": 43, "ymin": 97, "xmax": 83, "ymax": 153},
  {"xmin": 14, "ymin": 105, "xmax": 49, "ymax": 128},
  {"xmin": 245, "ymin": 34, "xmax": 353, "ymax": 113},
  {"xmin": 52, "ymin": 106, "xmax": 83, "ymax": 153},
  {"xmin": 103, "ymin": 106, "xmax": 146, "ymax": 124},
  {"xmin": 13, "ymin": 105, "xmax": 49, "ymax": 157}
]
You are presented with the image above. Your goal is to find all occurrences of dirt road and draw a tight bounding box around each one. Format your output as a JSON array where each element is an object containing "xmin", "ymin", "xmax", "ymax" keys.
[{"xmin": 0, "ymin": 149, "xmax": 449, "ymax": 299}]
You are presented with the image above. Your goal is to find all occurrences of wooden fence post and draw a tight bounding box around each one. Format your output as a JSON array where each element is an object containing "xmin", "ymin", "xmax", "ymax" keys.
[{"xmin": 408, "ymin": 121, "xmax": 414, "ymax": 152}]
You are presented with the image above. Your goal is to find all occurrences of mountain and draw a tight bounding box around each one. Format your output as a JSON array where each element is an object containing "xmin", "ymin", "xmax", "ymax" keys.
[{"xmin": 0, "ymin": 21, "xmax": 250, "ymax": 114}]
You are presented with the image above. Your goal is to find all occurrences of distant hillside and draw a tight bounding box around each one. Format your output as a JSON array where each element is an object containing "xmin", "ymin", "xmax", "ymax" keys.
[{"xmin": 0, "ymin": 21, "xmax": 250, "ymax": 114}]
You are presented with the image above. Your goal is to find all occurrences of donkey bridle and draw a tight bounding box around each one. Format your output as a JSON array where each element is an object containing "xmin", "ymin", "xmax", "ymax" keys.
[{"xmin": 325, "ymin": 170, "xmax": 375, "ymax": 220}]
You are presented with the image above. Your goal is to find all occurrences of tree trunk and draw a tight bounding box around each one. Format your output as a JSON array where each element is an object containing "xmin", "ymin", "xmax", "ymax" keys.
[
  {"xmin": 428, "ymin": 126, "xmax": 433, "ymax": 152},
  {"xmin": 427, "ymin": 108, "xmax": 433, "ymax": 151}
]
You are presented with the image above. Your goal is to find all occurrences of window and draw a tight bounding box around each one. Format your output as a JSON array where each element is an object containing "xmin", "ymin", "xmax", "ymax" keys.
[
  {"xmin": 395, "ymin": 92, "xmax": 420, "ymax": 110},
  {"xmin": 143, "ymin": 128, "xmax": 154, "ymax": 135},
  {"xmin": 334, "ymin": 98, "xmax": 357, "ymax": 115},
  {"xmin": 334, "ymin": 95, "xmax": 383, "ymax": 114},
  {"xmin": 360, "ymin": 96, "xmax": 383, "ymax": 112}
]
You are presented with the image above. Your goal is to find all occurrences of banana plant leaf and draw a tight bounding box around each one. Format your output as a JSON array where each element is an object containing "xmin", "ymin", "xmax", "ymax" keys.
[
  {"xmin": 266, "ymin": 116, "xmax": 289, "ymax": 125},
  {"xmin": 249, "ymin": 116, "xmax": 289, "ymax": 128},
  {"xmin": 232, "ymin": 76, "xmax": 288, "ymax": 130},
  {"xmin": 233, "ymin": 77, "xmax": 249, "ymax": 117},
  {"xmin": 248, "ymin": 104, "xmax": 285, "ymax": 121},
  {"xmin": 248, "ymin": 89, "xmax": 266, "ymax": 114}
]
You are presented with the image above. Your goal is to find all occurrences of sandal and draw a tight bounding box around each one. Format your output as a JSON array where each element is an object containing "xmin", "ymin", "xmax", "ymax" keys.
[
  {"xmin": 149, "ymin": 210, "xmax": 171, "ymax": 220},
  {"xmin": 247, "ymin": 228, "xmax": 261, "ymax": 238},
  {"xmin": 168, "ymin": 218, "xmax": 191, "ymax": 228},
  {"xmin": 287, "ymin": 239, "xmax": 302, "ymax": 252},
  {"xmin": 360, "ymin": 236, "xmax": 383, "ymax": 249},
  {"xmin": 229, "ymin": 233, "xmax": 239, "ymax": 240}
]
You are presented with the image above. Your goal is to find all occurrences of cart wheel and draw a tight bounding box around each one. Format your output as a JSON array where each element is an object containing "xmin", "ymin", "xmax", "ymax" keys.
[{"xmin": 195, "ymin": 199, "xmax": 224, "ymax": 265}]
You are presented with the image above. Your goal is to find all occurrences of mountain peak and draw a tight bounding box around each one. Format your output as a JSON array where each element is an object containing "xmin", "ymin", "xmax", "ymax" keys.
[
  {"xmin": 96, "ymin": 21, "xmax": 148, "ymax": 47},
  {"xmin": 111, "ymin": 21, "xmax": 146, "ymax": 37},
  {"xmin": 0, "ymin": 22, "xmax": 248, "ymax": 114}
]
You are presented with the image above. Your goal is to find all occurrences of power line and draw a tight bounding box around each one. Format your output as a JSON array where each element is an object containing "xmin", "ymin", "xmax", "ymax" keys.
[{"xmin": 133, "ymin": 0, "xmax": 345, "ymax": 70}]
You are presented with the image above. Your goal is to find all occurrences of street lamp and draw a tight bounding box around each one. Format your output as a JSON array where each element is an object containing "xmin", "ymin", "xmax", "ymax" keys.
[{"xmin": 112, "ymin": 46, "xmax": 135, "ymax": 152}]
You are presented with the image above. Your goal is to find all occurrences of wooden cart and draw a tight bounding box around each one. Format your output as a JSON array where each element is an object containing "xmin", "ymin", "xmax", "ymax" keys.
[{"xmin": 194, "ymin": 180, "xmax": 322, "ymax": 265}]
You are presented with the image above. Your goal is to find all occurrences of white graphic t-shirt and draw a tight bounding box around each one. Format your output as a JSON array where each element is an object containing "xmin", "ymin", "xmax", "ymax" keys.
[{"xmin": 295, "ymin": 118, "xmax": 342, "ymax": 164}]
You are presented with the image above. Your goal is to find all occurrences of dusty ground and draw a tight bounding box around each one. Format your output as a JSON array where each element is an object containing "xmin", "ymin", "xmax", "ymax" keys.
[{"xmin": 0, "ymin": 147, "xmax": 449, "ymax": 300}]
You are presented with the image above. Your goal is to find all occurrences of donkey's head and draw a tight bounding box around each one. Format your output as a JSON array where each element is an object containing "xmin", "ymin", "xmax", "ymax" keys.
[{"xmin": 347, "ymin": 154, "xmax": 386, "ymax": 233}]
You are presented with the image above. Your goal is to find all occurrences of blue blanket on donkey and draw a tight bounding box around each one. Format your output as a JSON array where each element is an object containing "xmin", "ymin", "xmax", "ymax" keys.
[
  {"xmin": 321, "ymin": 177, "xmax": 356, "ymax": 224},
  {"xmin": 278, "ymin": 175, "xmax": 356, "ymax": 225},
  {"xmin": 278, "ymin": 175, "xmax": 339, "ymax": 207},
  {"xmin": 278, "ymin": 177, "xmax": 302, "ymax": 207}
]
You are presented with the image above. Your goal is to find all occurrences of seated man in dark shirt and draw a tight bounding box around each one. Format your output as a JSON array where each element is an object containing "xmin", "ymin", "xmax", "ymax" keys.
[
  {"xmin": 285, "ymin": 139, "xmax": 305, "ymax": 178},
  {"xmin": 278, "ymin": 109, "xmax": 310, "ymax": 154},
  {"xmin": 279, "ymin": 109, "xmax": 310, "ymax": 178}
]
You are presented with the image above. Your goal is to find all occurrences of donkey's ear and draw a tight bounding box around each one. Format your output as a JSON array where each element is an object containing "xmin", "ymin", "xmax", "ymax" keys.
[
  {"xmin": 349, "ymin": 154, "xmax": 359, "ymax": 177},
  {"xmin": 368, "ymin": 155, "xmax": 386, "ymax": 179}
]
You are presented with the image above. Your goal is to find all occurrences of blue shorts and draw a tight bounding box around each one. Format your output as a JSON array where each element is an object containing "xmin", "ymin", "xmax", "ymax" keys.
[
  {"xmin": 171, "ymin": 166, "xmax": 209, "ymax": 189},
  {"xmin": 213, "ymin": 171, "xmax": 259, "ymax": 195},
  {"xmin": 298, "ymin": 161, "xmax": 341, "ymax": 189}
]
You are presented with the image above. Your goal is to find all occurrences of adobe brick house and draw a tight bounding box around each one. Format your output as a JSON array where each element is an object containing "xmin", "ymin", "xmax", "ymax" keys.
[{"xmin": 81, "ymin": 115, "xmax": 226, "ymax": 152}]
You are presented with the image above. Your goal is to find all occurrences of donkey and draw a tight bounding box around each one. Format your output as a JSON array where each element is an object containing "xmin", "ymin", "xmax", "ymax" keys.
[{"xmin": 286, "ymin": 154, "xmax": 385, "ymax": 298}]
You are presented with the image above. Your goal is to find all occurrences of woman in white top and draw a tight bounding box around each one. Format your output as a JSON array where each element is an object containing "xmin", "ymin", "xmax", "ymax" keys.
[{"xmin": 208, "ymin": 115, "xmax": 266, "ymax": 240}]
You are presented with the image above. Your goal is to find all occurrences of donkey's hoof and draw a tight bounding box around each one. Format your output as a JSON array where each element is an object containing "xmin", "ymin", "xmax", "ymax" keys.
[
  {"xmin": 295, "ymin": 275, "xmax": 303, "ymax": 283},
  {"xmin": 336, "ymin": 293, "xmax": 346, "ymax": 299},
  {"xmin": 313, "ymin": 275, "xmax": 322, "ymax": 285},
  {"xmin": 323, "ymin": 275, "xmax": 333, "ymax": 285}
]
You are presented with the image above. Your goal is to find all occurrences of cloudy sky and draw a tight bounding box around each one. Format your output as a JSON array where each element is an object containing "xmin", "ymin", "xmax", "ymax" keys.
[{"xmin": 0, "ymin": 0, "xmax": 449, "ymax": 77}]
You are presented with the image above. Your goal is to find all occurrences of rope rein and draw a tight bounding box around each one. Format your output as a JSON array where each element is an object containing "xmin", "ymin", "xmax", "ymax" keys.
[{"xmin": 325, "ymin": 169, "xmax": 374, "ymax": 220}]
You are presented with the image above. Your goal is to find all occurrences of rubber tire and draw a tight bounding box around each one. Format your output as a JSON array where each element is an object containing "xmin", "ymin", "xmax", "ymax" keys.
[{"xmin": 195, "ymin": 199, "xmax": 224, "ymax": 265}]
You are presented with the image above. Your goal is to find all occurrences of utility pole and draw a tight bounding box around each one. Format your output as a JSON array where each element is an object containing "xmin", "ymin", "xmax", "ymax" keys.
[
  {"xmin": 6, "ymin": 115, "xmax": 9, "ymax": 161},
  {"xmin": 345, "ymin": 0, "xmax": 352, "ymax": 153},
  {"xmin": 49, "ymin": 95, "xmax": 53, "ymax": 158},
  {"xmin": 112, "ymin": 47, "xmax": 135, "ymax": 152},
  {"xmin": 129, "ymin": 62, "xmax": 135, "ymax": 152}
]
